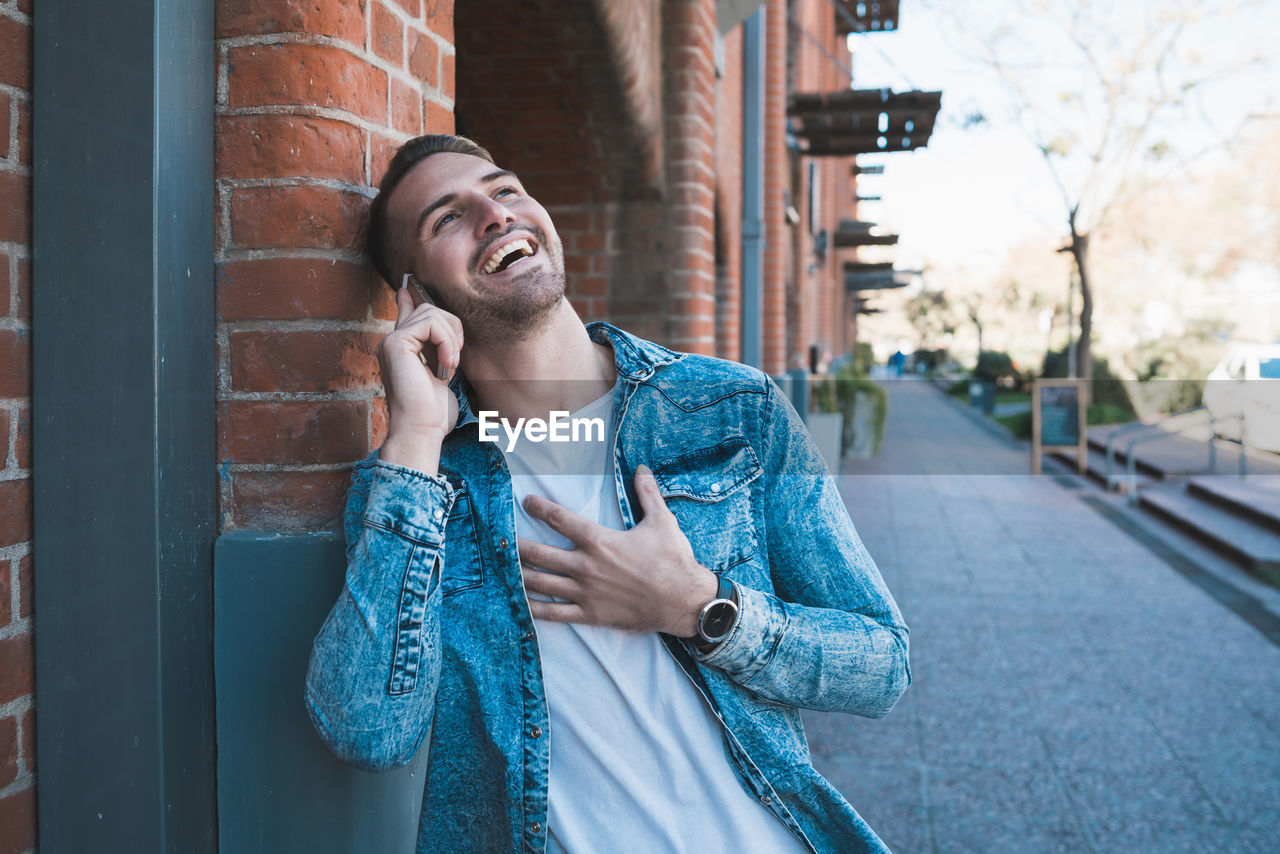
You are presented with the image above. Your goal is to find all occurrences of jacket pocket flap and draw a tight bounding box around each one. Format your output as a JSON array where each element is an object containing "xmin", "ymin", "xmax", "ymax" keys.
[{"xmin": 652, "ymin": 438, "xmax": 762, "ymax": 502}]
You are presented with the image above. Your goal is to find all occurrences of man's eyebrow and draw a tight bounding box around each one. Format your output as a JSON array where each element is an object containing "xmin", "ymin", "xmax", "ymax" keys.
[{"xmin": 416, "ymin": 170, "xmax": 520, "ymax": 234}]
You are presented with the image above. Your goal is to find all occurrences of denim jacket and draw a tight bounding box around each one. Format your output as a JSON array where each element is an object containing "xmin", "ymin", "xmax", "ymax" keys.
[{"xmin": 305, "ymin": 322, "xmax": 910, "ymax": 854}]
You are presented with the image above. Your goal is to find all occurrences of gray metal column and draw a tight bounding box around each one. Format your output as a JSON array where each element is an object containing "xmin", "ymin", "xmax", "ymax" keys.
[
  {"xmin": 740, "ymin": 7, "xmax": 766, "ymax": 370},
  {"xmin": 32, "ymin": 0, "xmax": 217, "ymax": 850}
]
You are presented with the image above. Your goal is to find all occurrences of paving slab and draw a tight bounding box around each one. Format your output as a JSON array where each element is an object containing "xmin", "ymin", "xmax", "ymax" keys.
[{"xmin": 806, "ymin": 379, "xmax": 1280, "ymax": 853}]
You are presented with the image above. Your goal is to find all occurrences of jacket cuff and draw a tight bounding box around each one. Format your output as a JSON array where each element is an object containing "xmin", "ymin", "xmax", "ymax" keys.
[
  {"xmin": 363, "ymin": 459, "xmax": 456, "ymax": 544},
  {"xmin": 691, "ymin": 582, "xmax": 787, "ymax": 682}
]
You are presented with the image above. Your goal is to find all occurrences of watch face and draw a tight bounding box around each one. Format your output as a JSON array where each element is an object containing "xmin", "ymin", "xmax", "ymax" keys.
[{"xmin": 700, "ymin": 600, "xmax": 737, "ymax": 642}]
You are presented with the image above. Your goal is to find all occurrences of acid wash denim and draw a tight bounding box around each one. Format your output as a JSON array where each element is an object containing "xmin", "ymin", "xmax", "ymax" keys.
[{"xmin": 305, "ymin": 322, "xmax": 910, "ymax": 854}]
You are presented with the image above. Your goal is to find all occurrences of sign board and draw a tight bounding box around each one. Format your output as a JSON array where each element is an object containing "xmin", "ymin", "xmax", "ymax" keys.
[{"xmin": 1032, "ymin": 379, "xmax": 1088, "ymax": 475}]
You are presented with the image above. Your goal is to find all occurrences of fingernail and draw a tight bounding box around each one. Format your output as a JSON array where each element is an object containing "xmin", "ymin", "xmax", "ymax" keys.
[{"xmin": 436, "ymin": 363, "xmax": 450, "ymax": 381}]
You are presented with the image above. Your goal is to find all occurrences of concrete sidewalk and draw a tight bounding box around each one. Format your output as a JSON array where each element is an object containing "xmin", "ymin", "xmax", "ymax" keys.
[{"xmin": 805, "ymin": 379, "xmax": 1280, "ymax": 853}]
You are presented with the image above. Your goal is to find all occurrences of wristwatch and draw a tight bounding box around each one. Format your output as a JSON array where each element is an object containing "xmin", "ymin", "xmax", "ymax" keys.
[{"xmin": 693, "ymin": 575, "xmax": 739, "ymax": 650}]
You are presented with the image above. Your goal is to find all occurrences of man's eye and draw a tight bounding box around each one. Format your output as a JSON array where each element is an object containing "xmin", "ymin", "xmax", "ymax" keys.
[
  {"xmin": 495, "ymin": 186, "xmax": 518, "ymax": 198},
  {"xmin": 434, "ymin": 212, "xmax": 457, "ymax": 232}
]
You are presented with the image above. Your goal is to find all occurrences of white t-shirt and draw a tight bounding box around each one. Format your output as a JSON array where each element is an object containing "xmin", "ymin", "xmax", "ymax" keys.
[{"xmin": 505, "ymin": 385, "xmax": 807, "ymax": 854}]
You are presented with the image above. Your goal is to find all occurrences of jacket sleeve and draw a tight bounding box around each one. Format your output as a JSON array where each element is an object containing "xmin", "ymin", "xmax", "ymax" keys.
[
  {"xmin": 304, "ymin": 456, "xmax": 457, "ymax": 771},
  {"xmin": 692, "ymin": 378, "xmax": 910, "ymax": 719}
]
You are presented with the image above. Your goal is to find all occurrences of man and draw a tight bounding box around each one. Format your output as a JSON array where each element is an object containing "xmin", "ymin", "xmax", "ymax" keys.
[{"xmin": 305, "ymin": 134, "xmax": 910, "ymax": 854}]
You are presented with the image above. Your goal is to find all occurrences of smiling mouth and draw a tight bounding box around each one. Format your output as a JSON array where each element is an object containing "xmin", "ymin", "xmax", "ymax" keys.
[{"xmin": 481, "ymin": 238, "xmax": 538, "ymax": 275}]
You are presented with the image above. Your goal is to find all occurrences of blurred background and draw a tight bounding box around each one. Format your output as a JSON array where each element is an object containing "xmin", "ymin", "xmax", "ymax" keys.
[{"xmin": 3, "ymin": 1, "xmax": 1279, "ymax": 852}]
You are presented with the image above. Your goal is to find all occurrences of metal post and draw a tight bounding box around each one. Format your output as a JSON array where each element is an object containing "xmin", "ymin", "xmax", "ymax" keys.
[
  {"xmin": 740, "ymin": 7, "xmax": 766, "ymax": 370},
  {"xmin": 32, "ymin": 0, "xmax": 217, "ymax": 849}
]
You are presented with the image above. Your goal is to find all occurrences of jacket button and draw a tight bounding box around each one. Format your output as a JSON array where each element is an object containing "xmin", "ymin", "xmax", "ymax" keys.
[
  {"xmin": 711, "ymin": 482, "xmax": 722, "ymax": 493},
  {"xmin": 530, "ymin": 726, "xmax": 543, "ymax": 739},
  {"xmin": 529, "ymin": 822, "xmax": 542, "ymax": 834},
  {"xmin": 499, "ymin": 537, "xmax": 509, "ymax": 550},
  {"xmin": 760, "ymin": 795, "xmax": 772, "ymax": 805},
  {"xmin": 491, "ymin": 459, "xmax": 502, "ymax": 472}
]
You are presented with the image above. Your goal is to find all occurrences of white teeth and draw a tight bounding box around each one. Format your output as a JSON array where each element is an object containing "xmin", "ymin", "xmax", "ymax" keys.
[{"xmin": 482, "ymin": 239, "xmax": 535, "ymax": 274}]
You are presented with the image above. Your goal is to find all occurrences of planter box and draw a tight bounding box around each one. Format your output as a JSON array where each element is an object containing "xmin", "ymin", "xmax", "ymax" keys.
[{"xmin": 806, "ymin": 412, "xmax": 844, "ymax": 473}]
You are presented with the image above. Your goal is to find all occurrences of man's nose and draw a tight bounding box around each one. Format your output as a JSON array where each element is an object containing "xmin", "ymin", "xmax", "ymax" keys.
[{"xmin": 473, "ymin": 194, "xmax": 514, "ymax": 235}]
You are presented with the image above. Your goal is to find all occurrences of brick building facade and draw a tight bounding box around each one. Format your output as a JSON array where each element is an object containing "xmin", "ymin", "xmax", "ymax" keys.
[{"xmin": 3, "ymin": 0, "xmax": 871, "ymax": 848}]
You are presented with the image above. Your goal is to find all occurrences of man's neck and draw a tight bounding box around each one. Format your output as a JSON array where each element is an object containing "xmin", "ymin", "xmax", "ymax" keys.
[{"xmin": 461, "ymin": 301, "xmax": 617, "ymax": 421}]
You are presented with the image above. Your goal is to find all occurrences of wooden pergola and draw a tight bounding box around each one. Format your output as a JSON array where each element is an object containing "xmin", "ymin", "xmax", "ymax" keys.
[
  {"xmin": 834, "ymin": 0, "xmax": 900, "ymax": 34},
  {"xmin": 788, "ymin": 88, "xmax": 942, "ymax": 156}
]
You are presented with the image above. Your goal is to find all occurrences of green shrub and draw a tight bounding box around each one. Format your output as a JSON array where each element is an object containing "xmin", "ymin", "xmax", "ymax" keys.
[
  {"xmin": 816, "ymin": 364, "xmax": 888, "ymax": 455},
  {"xmin": 996, "ymin": 409, "xmax": 1033, "ymax": 440},
  {"xmin": 947, "ymin": 379, "xmax": 970, "ymax": 397},
  {"xmin": 1087, "ymin": 402, "xmax": 1132, "ymax": 424},
  {"xmin": 973, "ymin": 350, "xmax": 1016, "ymax": 382},
  {"xmin": 1041, "ymin": 346, "xmax": 1136, "ymax": 420}
]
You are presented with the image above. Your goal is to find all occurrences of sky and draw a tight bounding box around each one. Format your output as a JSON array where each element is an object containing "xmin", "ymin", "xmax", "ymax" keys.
[{"xmin": 841, "ymin": 0, "xmax": 1280, "ymax": 279}]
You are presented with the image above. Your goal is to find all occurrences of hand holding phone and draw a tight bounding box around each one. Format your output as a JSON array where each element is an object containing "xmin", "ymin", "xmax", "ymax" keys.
[{"xmin": 375, "ymin": 274, "xmax": 464, "ymax": 473}]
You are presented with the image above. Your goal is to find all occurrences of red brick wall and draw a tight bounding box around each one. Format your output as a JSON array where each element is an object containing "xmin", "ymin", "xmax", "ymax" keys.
[
  {"xmin": 457, "ymin": 0, "xmax": 720, "ymax": 354},
  {"xmin": 215, "ymin": 0, "xmax": 456, "ymax": 532},
  {"xmin": 0, "ymin": 0, "xmax": 34, "ymax": 848},
  {"xmin": 762, "ymin": 0, "xmax": 789, "ymax": 375},
  {"xmin": 661, "ymin": 0, "xmax": 718, "ymax": 354},
  {"xmin": 714, "ymin": 27, "xmax": 744, "ymax": 362},
  {"xmin": 789, "ymin": 0, "xmax": 858, "ymax": 366}
]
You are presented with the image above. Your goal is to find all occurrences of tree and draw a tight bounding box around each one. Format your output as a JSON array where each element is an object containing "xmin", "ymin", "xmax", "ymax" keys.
[{"xmin": 930, "ymin": 0, "xmax": 1276, "ymax": 393}]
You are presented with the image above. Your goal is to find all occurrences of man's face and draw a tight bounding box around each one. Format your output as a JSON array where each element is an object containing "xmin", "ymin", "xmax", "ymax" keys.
[{"xmin": 386, "ymin": 152, "xmax": 566, "ymax": 345}]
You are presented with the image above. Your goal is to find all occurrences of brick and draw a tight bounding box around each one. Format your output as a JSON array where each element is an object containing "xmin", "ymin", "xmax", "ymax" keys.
[
  {"xmin": 0, "ymin": 252, "xmax": 7, "ymax": 317},
  {"xmin": 230, "ymin": 469, "xmax": 350, "ymax": 532},
  {"xmin": 12, "ymin": 407, "xmax": 28, "ymax": 470},
  {"xmin": 229, "ymin": 330, "xmax": 380, "ymax": 393},
  {"xmin": 216, "ymin": 0, "xmax": 366, "ymax": 44},
  {"xmin": 0, "ymin": 631, "xmax": 32, "ymax": 705},
  {"xmin": 0, "ymin": 91, "xmax": 9, "ymax": 159},
  {"xmin": 370, "ymin": 132, "xmax": 404, "ymax": 186},
  {"xmin": 0, "ymin": 716, "xmax": 15, "ymax": 787},
  {"xmin": 408, "ymin": 29, "xmax": 438, "ymax": 85},
  {"xmin": 390, "ymin": 78, "xmax": 422, "ymax": 136},
  {"xmin": 16, "ymin": 97, "xmax": 29, "ymax": 165},
  {"xmin": 0, "ymin": 14, "xmax": 30, "ymax": 90},
  {"xmin": 216, "ymin": 115, "xmax": 365, "ymax": 184},
  {"xmin": 372, "ymin": 3, "xmax": 404, "ymax": 64},
  {"xmin": 230, "ymin": 185, "xmax": 368, "ymax": 251},
  {"xmin": 371, "ymin": 395, "xmax": 388, "ymax": 447},
  {"xmin": 0, "ymin": 329, "xmax": 29, "ymax": 398},
  {"xmin": 0, "ymin": 784, "xmax": 36, "ymax": 854},
  {"xmin": 217, "ymin": 399, "xmax": 369, "ymax": 464},
  {"xmin": 441, "ymin": 51, "xmax": 455, "ymax": 100},
  {"xmin": 17, "ymin": 554, "xmax": 30, "ymax": 619},
  {"xmin": 14, "ymin": 256, "xmax": 29, "ymax": 319},
  {"xmin": 422, "ymin": 99, "xmax": 454, "ymax": 135},
  {"xmin": 0, "ymin": 479, "xmax": 30, "ymax": 548},
  {"xmin": 217, "ymin": 258, "xmax": 371, "ymax": 321},
  {"xmin": 20, "ymin": 707, "xmax": 33, "ymax": 775},
  {"xmin": 389, "ymin": 0, "xmax": 421, "ymax": 19},
  {"xmin": 0, "ymin": 171, "xmax": 30, "ymax": 245},
  {"xmin": 228, "ymin": 43, "xmax": 388, "ymax": 124},
  {"xmin": 0, "ymin": 556, "xmax": 8, "ymax": 629},
  {"xmin": 425, "ymin": 0, "xmax": 453, "ymax": 41}
]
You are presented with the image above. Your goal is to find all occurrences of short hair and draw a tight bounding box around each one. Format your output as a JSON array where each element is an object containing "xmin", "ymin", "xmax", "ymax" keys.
[{"xmin": 366, "ymin": 134, "xmax": 496, "ymax": 288}]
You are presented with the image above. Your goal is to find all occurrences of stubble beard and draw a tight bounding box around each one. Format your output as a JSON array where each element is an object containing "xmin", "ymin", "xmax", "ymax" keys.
[{"xmin": 450, "ymin": 241, "xmax": 567, "ymax": 347}]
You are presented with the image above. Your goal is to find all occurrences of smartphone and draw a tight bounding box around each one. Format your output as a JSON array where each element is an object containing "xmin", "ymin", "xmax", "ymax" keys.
[{"xmin": 402, "ymin": 273, "xmax": 450, "ymax": 381}]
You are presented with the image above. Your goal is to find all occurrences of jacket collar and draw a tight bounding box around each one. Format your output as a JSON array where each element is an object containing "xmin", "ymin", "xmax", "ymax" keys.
[{"xmin": 449, "ymin": 321, "xmax": 685, "ymax": 429}]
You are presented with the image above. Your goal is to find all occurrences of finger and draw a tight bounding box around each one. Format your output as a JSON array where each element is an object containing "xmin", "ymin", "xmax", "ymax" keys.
[
  {"xmin": 395, "ymin": 311, "xmax": 462, "ymax": 381},
  {"xmin": 521, "ymin": 566, "xmax": 580, "ymax": 601},
  {"xmin": 522, "ymin": 496, "xmax": 602, "ymax": 546},
  {"xmin": 517, "ymin": 536, "xmax": 582, "ymax": 577},
  {"xmin": 394, "ymin": 285, "xmax": 415, "ymax": 328},
  {"xmin": 526, "ymin": 599, "xmax": 587, "ymax": 624},
  {"xmin": 632, "ymin": 464, "xmax": 672, "ymax": 524}
]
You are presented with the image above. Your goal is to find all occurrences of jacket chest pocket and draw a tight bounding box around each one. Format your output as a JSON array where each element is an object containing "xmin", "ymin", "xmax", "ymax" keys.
[
  {"xmin": 651, "ymin": 437, "xmax": 763, "ymax": 572},
  {"xmin": 440, "ymin": 486, "xmax": 485, "ymax": 596}
]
